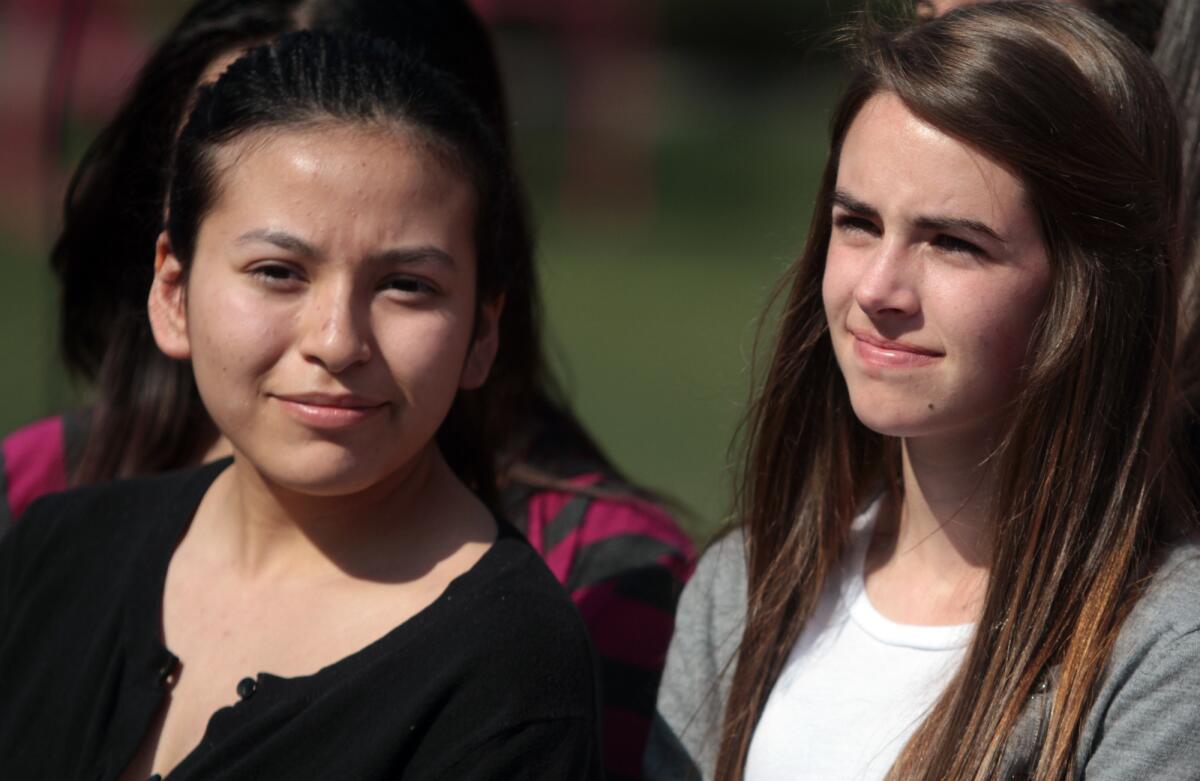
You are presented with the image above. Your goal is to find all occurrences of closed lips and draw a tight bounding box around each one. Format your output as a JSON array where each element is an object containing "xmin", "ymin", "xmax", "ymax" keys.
[
  {"xmin": 273, "ymin": 393, "xmax": 387, "ymax": 408},
  {"xmin": 851, "ymin": 331, "xmax": 942, "ymax": 356}
]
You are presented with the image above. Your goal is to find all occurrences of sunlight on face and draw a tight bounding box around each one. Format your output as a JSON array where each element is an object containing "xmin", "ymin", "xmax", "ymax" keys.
[
  {"xmin": 822, "ymin": 93, "xmax": 1051, "ymax": 445},
  {"xmin": 174, "ymin": 124, "xmax": 492, "ymax": 496}
]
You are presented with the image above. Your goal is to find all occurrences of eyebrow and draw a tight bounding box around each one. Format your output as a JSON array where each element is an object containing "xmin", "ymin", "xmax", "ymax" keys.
[
  {"xmin": 236, "ymin": 228, "xmax": 317, "ymax": 256},
  {"xmin": 235, "ymin": 229, "xmax": 457, "ymax": 268},
  {"xmin": 831, "ymin": 190, "xmax": 1008, "ymax": 245}
]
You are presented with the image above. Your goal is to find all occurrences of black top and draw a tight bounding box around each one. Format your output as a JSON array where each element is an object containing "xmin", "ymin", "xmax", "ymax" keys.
[{"xmin": 0, "ymin": 460, "xmax": 601, "ymax": 780}]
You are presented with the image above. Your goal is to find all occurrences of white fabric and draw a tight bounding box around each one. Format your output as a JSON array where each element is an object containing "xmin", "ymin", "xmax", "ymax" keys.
[{"xmin": 744, "ymin": 498, "xmax": 973, "ymax": 781}]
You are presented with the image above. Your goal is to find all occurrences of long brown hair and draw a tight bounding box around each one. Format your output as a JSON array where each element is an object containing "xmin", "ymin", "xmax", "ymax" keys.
[{"xmin": 717, "ymin": 3, "xmax": 1185, "ymax": 779}]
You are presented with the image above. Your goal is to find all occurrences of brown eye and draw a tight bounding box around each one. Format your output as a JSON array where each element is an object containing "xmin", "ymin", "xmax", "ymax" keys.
[
  {"xmin": 932, "ymin": 234, "xmax": 984, "ymax": 256},
  {"xmin": 383, "ymin": 276, "xmax": 438, "ymax": 296},
  {"xmin": 834, "ymin": 214, "xmax": 880, "ymax": 237},
  {"xmin": 250, "ymin": 262, "xmax": 305, "ymax": 286}
]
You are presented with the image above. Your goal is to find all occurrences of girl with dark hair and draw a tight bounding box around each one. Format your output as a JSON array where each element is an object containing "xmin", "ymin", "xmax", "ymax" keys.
[
  {"xmin": 0, "ymin": 30, "xmax": 601, "ymax": 779},
  {"xmin": 648, "ymin": 3, "xmax": 1200, "ymax": 780},
  {"xmin": 0, "ymin": 2, "xmax": 693, "ymax": 776}
]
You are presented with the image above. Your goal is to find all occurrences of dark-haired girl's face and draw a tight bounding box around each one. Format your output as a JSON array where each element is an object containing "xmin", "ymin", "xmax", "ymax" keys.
[
  {"xmin": 150, "ymin": 124, "xmax": 500, "ymax": 496},
  {"xmin": 822, "ymin": 93, "xmax": 1050, "ymax": 446}
]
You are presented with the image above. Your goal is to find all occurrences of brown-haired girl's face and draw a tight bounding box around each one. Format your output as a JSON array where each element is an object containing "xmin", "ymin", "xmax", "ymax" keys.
[
  {"xmin": 149, "ymin": 124, "xmax": 501, "ymax": 496},
  {"xmin": 822, "ymin": 93, "xmax": 1050, "ymax": 444}
]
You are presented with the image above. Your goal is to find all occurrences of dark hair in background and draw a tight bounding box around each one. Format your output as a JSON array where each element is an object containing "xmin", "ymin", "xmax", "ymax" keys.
[
  {"xmin": 1155, "ymin": 1, "xmax": 1200, "ymax": 270},
  {"xmin": 1158, "ymin": 0, "xmax": 1200, "ymax": 443},
  {"xmin": 1088, "ymin": 0, "xmax": 1165, "ymax": 53},
  {"xmin": 168, "ymin": 29, "xmax": 515, "ymax": 501},
  {"xmin": 719, "ymin": 3, "xmax": 1184, "ymax": 779},
  {"xmin": 51, "ymin": 0, "xmax": 617, "ymax": 493},
  {"xmin": 1081, "ymin": 0, "xmax": 1200, "ymax": 521},
  {"xmin": 1079, "ymin": 0, "xmax": 1200, "ymax": 416}
]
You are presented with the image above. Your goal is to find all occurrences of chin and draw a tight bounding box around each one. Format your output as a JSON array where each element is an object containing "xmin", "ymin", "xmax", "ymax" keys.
[
  {"xmin": 847, "ymin": 394, "xmax": 943, "ymax": 439},
  {"xmin": 243, "ymin": 443, "xmax": 407, "ymax": 498}
]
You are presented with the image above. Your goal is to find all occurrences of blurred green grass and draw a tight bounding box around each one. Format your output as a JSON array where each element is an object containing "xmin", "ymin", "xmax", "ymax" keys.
[
  {"xmin": 524, "ymin": 65, "xmax": 845, "ymax": 540},
  {"xmin": 0, "ymin": 239, "xmax": 72, "ymax": 436},
  {"xmin": 0, "ymin": 58, "xmax": 844, "ymax": 544}
]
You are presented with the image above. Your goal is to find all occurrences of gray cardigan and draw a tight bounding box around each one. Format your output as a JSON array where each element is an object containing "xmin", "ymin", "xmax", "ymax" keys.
[{"xmin": 646, "ymin": 531, "xmax": 1200, "ymax": 780}]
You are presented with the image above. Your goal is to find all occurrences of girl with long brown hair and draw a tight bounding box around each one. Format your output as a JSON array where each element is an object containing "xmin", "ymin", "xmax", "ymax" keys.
[{"xmin": 647, "ymin": 3, "xmax": 1200, "ymax": 779}]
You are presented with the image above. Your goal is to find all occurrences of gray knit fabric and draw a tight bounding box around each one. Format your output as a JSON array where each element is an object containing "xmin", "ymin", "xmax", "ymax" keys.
[{"xmin": 646, "ymin": 532, "xmax": 1200, "ymax": 780}]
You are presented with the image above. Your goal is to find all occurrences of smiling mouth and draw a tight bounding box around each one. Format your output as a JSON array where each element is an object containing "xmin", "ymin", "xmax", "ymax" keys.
[
  {"xmin": 851, "ymin": 331, "xmax": 943, "ymax": 368},
  {"xmin": 271, "ymin": 394, "xmax": 388, "ymax": 429}
]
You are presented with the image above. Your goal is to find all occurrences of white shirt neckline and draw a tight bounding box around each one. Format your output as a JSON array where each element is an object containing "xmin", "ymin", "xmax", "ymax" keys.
[{"xmin": 842, "ymin": 497, "xmax": 974, "ymax": 652}]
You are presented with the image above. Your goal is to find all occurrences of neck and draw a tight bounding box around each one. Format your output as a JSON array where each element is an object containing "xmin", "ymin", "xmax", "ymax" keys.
[
  {"xmin": 200, "ymin": 446, "xmax": 490, "ymax": 582},
  {"xmin": 863, "ymin": 427, "xmax": 998, "ymax": 625},
  {"xmin": 890, "ymin": 431, "xmax": 996, "ymax": 569}
]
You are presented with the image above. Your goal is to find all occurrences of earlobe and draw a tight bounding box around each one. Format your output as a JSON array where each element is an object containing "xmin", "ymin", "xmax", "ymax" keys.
[
  {"xmin": 460, "ymin": 294, "xmax": 505, "ymax": 390},
  {"xmin": 147, "ymin": 231, "xmax": 192, "ymax": 360}
]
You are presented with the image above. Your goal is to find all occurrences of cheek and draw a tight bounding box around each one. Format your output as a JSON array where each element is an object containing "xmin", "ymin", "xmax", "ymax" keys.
[
  {"xmin": 941, "ymin": 273, "xmax": 1048, "ymax": 390},
  {"xmin": 374, "ymin": 307, "xmax": 475, "ymax": 399},
  {"xmin": 822, "ymin": 247, "xmax": 854, "ymax": 324},
  {"xmin": 185, "ymin": 274, "xmax": 292, "ymax": 386}
]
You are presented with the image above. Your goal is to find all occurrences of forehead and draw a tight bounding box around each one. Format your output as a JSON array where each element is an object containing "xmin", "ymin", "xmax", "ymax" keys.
[
  {"xmin": 836, "ymin": 93, "xmax": 1029, "ymax": 227},
  {"xmin": 199, "ymin": 123, "xmax": 476, "ymax": 247},
  {"xmin": 215, "ymin": 122, "xmax": 467, "ymax": 197}
]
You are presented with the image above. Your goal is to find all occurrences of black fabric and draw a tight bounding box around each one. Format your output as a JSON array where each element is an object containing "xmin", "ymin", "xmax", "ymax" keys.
[{"xmin": 0, "ymin": 461, "xmax": 602, "ymax": 780}]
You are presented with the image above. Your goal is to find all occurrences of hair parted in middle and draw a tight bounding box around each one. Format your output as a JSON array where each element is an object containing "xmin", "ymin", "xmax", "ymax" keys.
[
  {"xmin": 719, "ymin": 3, "xmax": 1187, "ymax": 779},
  {"xmin": 167, "ymin": 29, "xmax": 522, "ymax": 505}
]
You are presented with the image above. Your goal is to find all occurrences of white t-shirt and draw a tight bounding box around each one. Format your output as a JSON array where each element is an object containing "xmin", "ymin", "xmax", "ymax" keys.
[{"xmin": 744, "ymin": 498, "xmax": 973, "ymax": 781}]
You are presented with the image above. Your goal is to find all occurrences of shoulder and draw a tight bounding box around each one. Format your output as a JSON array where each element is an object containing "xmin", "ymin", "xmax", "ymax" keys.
[
  {"xmin": 1098, "ymin": 539, "xmax": 1200, "ymax": 686},
  {"xmin": 1074, "ymin": 539, "xmax": 1200, "ymax": 778},
  {"xmin": 663, "ymin": 527, "xmax": 747, "ymax": 694},
  {"xmin": 3, "ymin": 462, "xmax": 223, "ymax": 592},
  {"xmin": 446, "ymin": 527, "xmax": 598, "ymax": 706},
  {"xmin": 645, "ymin": 528, "xmax": 746, "ymax": 781},
  {"xmin": 1, "ymin": 415, "xmax": 68, "ymax": 525},
  {"xmin": 469, "ymin": 528, "xmax": 591, "ymax": 628},
  {"xmin": 680, "ymin": 527, "xmax": 748, "ymax": 636},
  {"xmin": 362, "ymin": 528, "xmax": 602, "ymax": 778},
  {"xmin": 1115, "ymin": 541, "xmax": 1200, "ymax": 654},
  {"xmin": 23, "ymin": 460, "xmax": 220, "ymax": 533}
]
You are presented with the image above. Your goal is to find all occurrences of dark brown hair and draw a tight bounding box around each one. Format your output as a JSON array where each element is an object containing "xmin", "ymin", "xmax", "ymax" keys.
[
  {"xmin": 1161, "ymin": 0, "xmax": 1200, "ymax": 427},
  {"xmin": 719, "ymin": 3, "xmax": 1185, "ymax": 779}
]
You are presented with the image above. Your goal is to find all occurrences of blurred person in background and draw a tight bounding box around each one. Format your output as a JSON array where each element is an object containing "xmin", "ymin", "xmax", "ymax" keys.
[
  {"xmin": 473, "ymin": 0, "xmax": 659, "ymax": 218},
  {"xmin": 648, "ymin": 3, "xmax": 1200, "ymax": 779},
  {"xmin": 0, "ymin": 1, "xmax": 694, "ymax": 778}
]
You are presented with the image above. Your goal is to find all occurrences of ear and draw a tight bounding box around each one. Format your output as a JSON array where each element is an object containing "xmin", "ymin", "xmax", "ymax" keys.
[
  {"xmin": 460, "ymin": 294, "xmax": 505, "ymax": 390},
  {"xmin": 148, "ymin": 231, "xmax": 192, "ymax": 360}
]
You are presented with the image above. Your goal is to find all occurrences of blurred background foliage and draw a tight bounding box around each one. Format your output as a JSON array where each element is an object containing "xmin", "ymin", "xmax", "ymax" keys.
[{"xmin": 0, "ymin": 0, "xmax": 862, "ymax": 541}]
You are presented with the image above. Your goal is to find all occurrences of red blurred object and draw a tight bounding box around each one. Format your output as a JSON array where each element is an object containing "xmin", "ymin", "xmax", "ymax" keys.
[
  {"xmin": 0, "ymin": 0, "xmax": 147, "ymax": 243},
  {"xmin": 471, "ymin": 0, "xmax": 659, "ymax": 220}
]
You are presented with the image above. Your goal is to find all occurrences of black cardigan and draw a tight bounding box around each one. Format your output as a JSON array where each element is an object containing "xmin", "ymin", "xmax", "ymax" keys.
[{"xmin": 0, "ymin": 461, "xmax": 602, "ymax": 780}]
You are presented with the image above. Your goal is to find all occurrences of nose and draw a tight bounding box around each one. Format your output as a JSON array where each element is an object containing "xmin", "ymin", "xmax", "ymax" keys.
[
  {"xmin": 853, "ymin": 239, "xmax": 920, "ymax": 318},
  {"xmin": 298, "ymin": 279, "xmax": 372, "ymax": 373}
]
